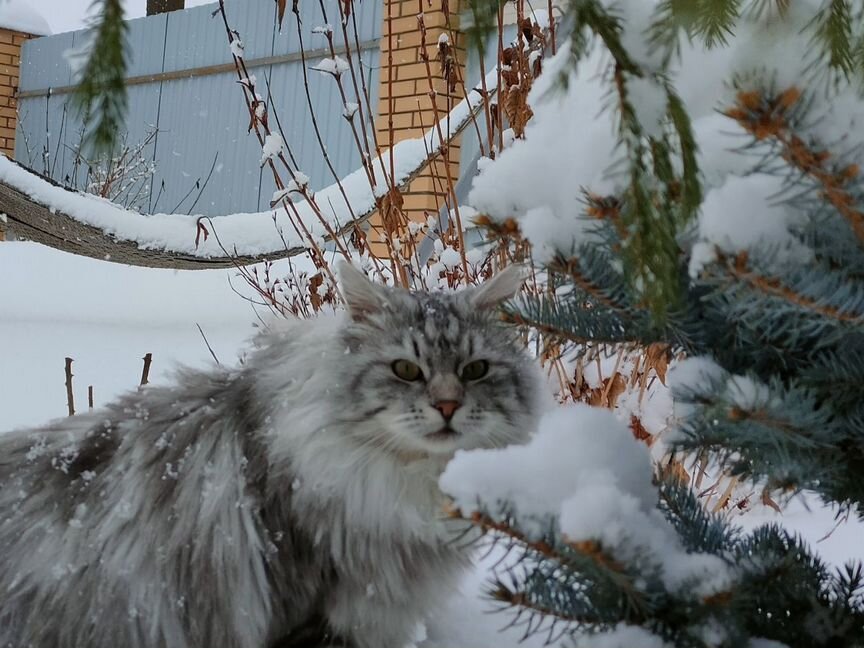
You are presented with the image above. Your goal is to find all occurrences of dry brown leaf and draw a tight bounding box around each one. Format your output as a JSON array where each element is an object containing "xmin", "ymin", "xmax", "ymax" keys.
[
  {"xmin": 276, "ymin": 0, "xmax": 286, "ymax": 29},
  {"xmin": 194, "ymin": 218, "xmax": 209, "ymax": 248},
  {"xmin": 504, "ymin": 84, "xmax": 533, "ymax": 138},
  {"xmin": 660, "ymin": 459, "xmax": 691, "ymax": 485},
  {"xmin": 629, "ymin": 415, "xmax": 653, "ymax": 445},
  {"xmin": 531, "ymin": 22, "xmax": 546, "ymax": 49},
  {"xmin": 308, "ymin": 272, "xmax": 324, "ymax": 311},
  {"xmin": 247, "ymin": 99, "xmax": 268, "ymax": 133},
  {"xmin": 377, "ymin": 186, "xmax": 405, "ymax": 237},
  {"xmin": 531, "ymin": 53, "xmax": 542, "ymax": 79},
  {"xmin": 605, "ymin": 373, "xmax": 627, "ymax": 409},
  {"xmin": 645, "ymin": 342, "xmax": 670, "ymax": 385},
  {"xmin": 761, "ymin": 488, "xmax": 782, "ymax": 513},
  {"xmin": 588, "ymin": 373, "xmax": 627, "ymax": 409},
  {"xmin": 438, "ymin": 41, "xmax": 457, "ymax": 94},
  {"xmin": 519, "ymin": 18, "xmax": 533, "ymax": 43},
  {"xmin": 711, "ymin": 476, "xmax": 740, "ymax": 513}
]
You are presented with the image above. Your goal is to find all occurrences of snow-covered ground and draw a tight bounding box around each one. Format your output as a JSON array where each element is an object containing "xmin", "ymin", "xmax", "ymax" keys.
[{"xmin": 0, "ymin": 242, "xmax": 254, "ymax": 429}]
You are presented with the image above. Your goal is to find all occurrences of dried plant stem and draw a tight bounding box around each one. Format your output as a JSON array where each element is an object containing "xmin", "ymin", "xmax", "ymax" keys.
[
  {"xmin": 64, "ymin": 357, "xmax": 75, "ymax": 417},
  {"xmin": 216, "ymin": 0, "xmax": 347, "ymax": 292},
  {"xmin": 693, "ymin": 449, "xmax": 709, "ymax": 490},
  {"xmin": 600, "ymin": 348, "xmax": 625, "ymax": 404},
  {"xmin": 440, "ymin": 20, "xmax": 486, "ymax": 159},
  {"xmin": 476, "ymin": 39, "xmax": 495, "ymax": 159},
  {"xmin": 290, "ymin": 7, "xmax": 361, "ymax": 228},
  {"xmin": 496, "ymin": 3, "xmax": 505, "ymax": 154},
  {"xmin": 386, "ymin": 0, "xmax": 396, "ymax": 186},
  {"xmin": 550, "ymin": 355, "xmax": 571, "ymax": 399},
  {"xmin": 711, "ymin": 476, "xmax": 740, "ymax": 513},
  {"xmin": 416, "ymin": 8, "xmax": 470, "ymax": 283},
  {"xmin": 333, "ymin": 3, "xmax": 377, "ymax": 183},
  {"xmin": 346, "ymin": 4, "xmax": 395, "ymax": 198}
]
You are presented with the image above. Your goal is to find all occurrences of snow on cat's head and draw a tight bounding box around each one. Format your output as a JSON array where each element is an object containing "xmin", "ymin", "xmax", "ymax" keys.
[{"xmin": 337, "ymin": 262, "xmax": 541, "ymax": 460}]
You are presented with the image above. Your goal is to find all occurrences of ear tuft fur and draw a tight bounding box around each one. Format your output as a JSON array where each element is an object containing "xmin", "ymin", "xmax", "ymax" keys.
[
  {"xmin": 338, "ymin": 261, "xmax": 388, "ymax": 321},
  {"xmin": 471, "ymin": 265, "xmax": 526, "ymax": 309}
]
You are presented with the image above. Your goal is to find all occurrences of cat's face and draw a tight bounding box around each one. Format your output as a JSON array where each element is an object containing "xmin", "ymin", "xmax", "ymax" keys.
[{"xmin": 335, "ymin": 264, "xmax": 540, "ymax": 460}]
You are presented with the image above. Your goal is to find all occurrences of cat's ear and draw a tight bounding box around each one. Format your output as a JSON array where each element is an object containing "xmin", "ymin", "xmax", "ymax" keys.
[
  {"xmin": 338, "ymin": 261, "xmax": 389, "ymax": 320},
  {"xmin": 470, "ymin": 265, "xmax": 526, "ymax": 309}
]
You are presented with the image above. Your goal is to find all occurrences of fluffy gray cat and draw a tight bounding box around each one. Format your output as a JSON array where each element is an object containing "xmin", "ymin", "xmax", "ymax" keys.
[{"xmin": 0, "ymin": 263, "xmax": 541, "ymax": 648}]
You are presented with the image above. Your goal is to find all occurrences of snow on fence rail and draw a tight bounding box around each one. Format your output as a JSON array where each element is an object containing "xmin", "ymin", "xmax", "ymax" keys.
[
  {"xmin": 0, "ymin": 77, "xmax": 493, "ymax": 269},
  {"xmin": 15, "ymin": 0, "xmax": 381, "ymax": 219}
]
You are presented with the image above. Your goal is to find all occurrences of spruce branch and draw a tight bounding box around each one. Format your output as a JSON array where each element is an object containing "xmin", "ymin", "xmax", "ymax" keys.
[
  {"xmin": 448, "ymin": 478, "xmax": 864, "ymax": 645},
  {"xmin": 489, "ymin": 580, "xmax": 598, "ymax": 630},
  {"xmin": 657, "ymin": 477, "xmax": 739, "ymax": 555},
  {"xmin": 721, "ymin": 250, "xmax": 864, "ymax": 325},
  {"xmin": 566, "ymin": 2, "xmax": 704, "ymax": 321},
  {"xmin": 447, "ymin": 506, "xmax": 569, "ymax": 563},
  {"xmin": 666, "ymin": 89, "xmax": 702, "ymax": 220},
  {"xmin": 449, "ymin": 506, "xmax": 647, "ymax": 595},
  {"xmin": 692, "ymin": 0, "xmax": 742, "ymax": 48},
  {"xmin": 810, "ymin": 0, "xmax": 858, "ymax": 82},
  {"xmin": 72, "ymin": 0, "xmax": 128, "ymax": 157},
  {"xmin": 548, "ymin": 252, "xmax": 630, "ymax": 312},
  {"xmin": 463, "ymin": 0, "xmax": 501, "ymax": 60},
  {"xmin": 724, "ymin": 86, "xmax": 864, "ymax": 245},
  {"xmin": 672, "ymin": 368, "xmax": 864, "ymax": 509},
  {"xmin": 459, "ymin": 1, "xmax": 864, "ymax": 644}
]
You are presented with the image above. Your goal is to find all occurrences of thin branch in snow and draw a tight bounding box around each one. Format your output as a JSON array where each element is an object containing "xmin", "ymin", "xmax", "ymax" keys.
[
  {"xmin": 64, "ymin": 357, "xmax": 75, "ymax": 417},
  {"xmin": 196, "ymin": 324, "xmax": 221, "ymax": 365},
  {"xmin": 139, "ymin": 353, "xmax": 153, "ymax": 387}
]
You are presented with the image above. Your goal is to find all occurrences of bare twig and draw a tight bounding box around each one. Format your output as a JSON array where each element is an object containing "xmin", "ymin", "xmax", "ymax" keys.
[
  {"xmin": 196, "ymin": 323, "xmax": 221, "ymax": 365},
  {"xmin": 140, "ymin": 352, "xmax": 153, "ymax": 387}
]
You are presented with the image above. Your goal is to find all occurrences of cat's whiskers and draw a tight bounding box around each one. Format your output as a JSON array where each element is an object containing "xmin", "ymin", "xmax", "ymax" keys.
[{"xmin": 345, "ymin": 426, "xmax": 417, "ymax": 472}]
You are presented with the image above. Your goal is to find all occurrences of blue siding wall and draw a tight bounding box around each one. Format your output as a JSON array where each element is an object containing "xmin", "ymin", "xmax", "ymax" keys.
[{"xmin": 16, "ymin": 0, "xmax": 382, "ymax": 217}]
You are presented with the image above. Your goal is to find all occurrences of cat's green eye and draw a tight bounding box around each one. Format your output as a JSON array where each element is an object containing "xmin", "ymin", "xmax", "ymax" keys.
[
  {"xmin": 461, "ymin": 360, "xmax": 489, "ymax": 381},
  {"xmin": 392, "ymin": 359, "xmax": 423, "ymax": 382}
]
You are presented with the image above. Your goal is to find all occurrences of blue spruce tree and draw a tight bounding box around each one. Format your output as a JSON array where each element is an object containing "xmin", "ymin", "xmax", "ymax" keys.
[{"xmin": 454, "ymin": 1, "xmax": 864, "ymax": 645}]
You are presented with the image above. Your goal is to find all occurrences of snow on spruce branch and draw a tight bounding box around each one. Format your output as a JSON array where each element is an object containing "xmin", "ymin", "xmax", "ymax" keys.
[
  {"xmin": 468, "ymin": 0, "xmax": 864, "ymax": 270},
  {"xmin": 440, "ymin": 403, "xmax": 732, "ymax": 601}
]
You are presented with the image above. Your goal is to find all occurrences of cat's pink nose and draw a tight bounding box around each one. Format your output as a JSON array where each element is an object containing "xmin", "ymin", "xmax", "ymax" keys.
[{"xmin": 433, "ymin": 400, "xmax": 462, "ymax": 421}]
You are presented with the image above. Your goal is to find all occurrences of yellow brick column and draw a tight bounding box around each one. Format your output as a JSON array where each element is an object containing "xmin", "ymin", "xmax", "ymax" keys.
[
  {"xmin": 371, "ymin": 0, "xmax": 465, "ymax": 257},
  {"xmin": 0, "ymin": 26, "xmax": 37, "ymax": 240},
  {"xmin": 0, "ymin": 27, "xmax": 32, "ymax": 158}
]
